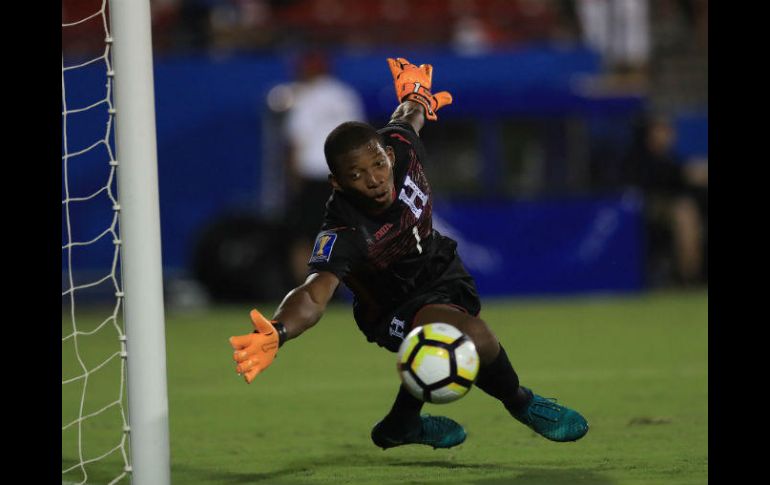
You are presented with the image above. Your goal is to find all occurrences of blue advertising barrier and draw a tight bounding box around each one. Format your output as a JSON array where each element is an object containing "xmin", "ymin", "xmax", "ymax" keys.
[
  {"xmin": 63, "ymin": 47, "xmax": 647, "ymax": 296},
  {"xmin": 64, "ymin": 190, "xmax": 644, "ymax": 298},
  {"xmin": 673, "ymin": 112, "xmax": 708, "ymax": 160},
  {"xmin": 433, "ymin": 192, "xmax": 645, "ymax": 296}
]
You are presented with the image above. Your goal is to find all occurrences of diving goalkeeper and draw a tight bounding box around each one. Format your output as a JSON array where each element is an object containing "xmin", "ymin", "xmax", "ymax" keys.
[{"xmin": 229, "ymin": 58, "xmax": 589, "ymax": 448}]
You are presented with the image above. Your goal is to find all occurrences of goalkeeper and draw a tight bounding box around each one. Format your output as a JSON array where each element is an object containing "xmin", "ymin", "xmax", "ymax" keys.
[{"xmin": 229, "ymin": 58, "xmax": 589, "ymax": 448}]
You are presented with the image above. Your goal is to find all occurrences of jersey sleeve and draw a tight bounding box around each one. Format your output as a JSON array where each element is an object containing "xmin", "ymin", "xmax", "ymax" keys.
[
  {"xmin": 379, "ymin": 120, "xmax": 423, "ymax": 150},
  {"xmin": 306, "ymin": 227, "xmax": 365, "ymax": 280},
  {"xmin": 378, "ymin": 120, "xmax": 429, "ymax": 182}
]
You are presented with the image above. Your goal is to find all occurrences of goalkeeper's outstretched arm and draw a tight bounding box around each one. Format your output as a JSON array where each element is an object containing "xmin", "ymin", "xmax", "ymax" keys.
[
  {"xmin": 229, "ymin": 271, "xmax": 339, "ymax": 383},
  {"xmin": 272, "ymin": 271, "xmax": 340, "ymax": 341},
  {"xmin": 390, "ymin": 100, "xmax": 426, "ymax": 135}
]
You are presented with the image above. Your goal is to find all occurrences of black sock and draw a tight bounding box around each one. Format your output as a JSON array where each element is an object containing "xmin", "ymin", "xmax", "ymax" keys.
[
  {"xmin": 382, "ymin": 385, "xmax": 424, "ymax": 432},
  {"xmin": 474, "ymin": 344, "xmax": 530, "ymax": 412}
]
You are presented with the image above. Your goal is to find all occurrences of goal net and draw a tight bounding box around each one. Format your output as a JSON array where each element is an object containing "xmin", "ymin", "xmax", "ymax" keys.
[{"xmin": 62, "ymin": 0, "xmax": 130, "ymax": 481}]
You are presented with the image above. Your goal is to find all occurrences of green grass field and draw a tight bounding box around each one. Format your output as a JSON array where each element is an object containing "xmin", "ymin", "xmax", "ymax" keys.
[{"xmin": 63, "ymin": 289, "xmax": 707, "ymax": 485}]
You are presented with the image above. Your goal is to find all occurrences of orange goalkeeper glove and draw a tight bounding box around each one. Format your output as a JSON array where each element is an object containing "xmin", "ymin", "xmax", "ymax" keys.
[
  {"xmin": 387, "ymin": 57, "xmax": 453, "ymax": 121},
  {"xmin": 229, "ymin": 309, "xmax": 284, "ymax": 384}
]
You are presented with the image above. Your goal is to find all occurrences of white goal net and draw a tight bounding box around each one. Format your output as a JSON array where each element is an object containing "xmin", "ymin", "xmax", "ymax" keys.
[{"xmin": 62, "ymin": 1, "xmax": 130, "ymax": 483}]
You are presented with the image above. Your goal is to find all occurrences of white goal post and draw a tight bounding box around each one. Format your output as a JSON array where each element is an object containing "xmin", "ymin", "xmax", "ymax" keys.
[
  {"xmin": 108, "ymin": 1, "xmax": 171, "ymax": 484},
  {"xmin": 62, "ymin": 0, "xmax": 170, "ymax": 482}
]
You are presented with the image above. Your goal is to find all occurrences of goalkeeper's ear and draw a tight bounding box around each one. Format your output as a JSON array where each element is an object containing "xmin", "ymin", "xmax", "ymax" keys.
[{"xmin": 328, "ymin": 172, "xmax": 341, "ymax": 192}]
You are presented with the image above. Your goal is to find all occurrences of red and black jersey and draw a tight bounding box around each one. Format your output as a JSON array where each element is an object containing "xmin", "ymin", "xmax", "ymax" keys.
[{"xmin": 308, "ymin": 121, "xmax": 474, "ymax": 340}]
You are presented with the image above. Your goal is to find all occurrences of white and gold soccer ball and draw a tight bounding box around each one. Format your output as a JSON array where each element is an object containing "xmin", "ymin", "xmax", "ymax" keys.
[{"xmin": 396, "ymin": 323, "xmax": 480, "ymax": 404}]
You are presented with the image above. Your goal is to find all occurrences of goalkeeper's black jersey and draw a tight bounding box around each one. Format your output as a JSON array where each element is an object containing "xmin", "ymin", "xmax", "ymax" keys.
[{"xmin": 308, "ymin": 121, "xmax": 469, "ymax": 336}]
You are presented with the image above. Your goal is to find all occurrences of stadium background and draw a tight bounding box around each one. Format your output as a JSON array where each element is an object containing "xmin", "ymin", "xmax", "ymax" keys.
[{"xmin": 62, "ymin": 0, "xmax": 707, "ymax": 304}]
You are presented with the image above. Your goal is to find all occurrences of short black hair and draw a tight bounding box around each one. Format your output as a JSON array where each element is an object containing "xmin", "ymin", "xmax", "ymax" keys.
[{"xmin": 324, "ymin": 121, "xmax": 383, "ymax": 174}]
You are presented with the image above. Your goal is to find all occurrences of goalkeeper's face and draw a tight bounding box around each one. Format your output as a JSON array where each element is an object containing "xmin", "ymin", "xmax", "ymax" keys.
[{"xmin": 330, "ymin": 140, "xmax": 396, "ymax": 215}]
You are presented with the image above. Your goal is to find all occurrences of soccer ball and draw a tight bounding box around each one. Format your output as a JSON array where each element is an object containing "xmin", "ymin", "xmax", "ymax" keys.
[{"xmin": 397, "ymin": 323, "xmax": 480, "ymax": 404}]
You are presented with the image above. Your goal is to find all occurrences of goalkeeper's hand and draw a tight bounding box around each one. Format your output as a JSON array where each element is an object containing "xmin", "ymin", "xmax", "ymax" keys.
[
  {"xmin": 387, "ymin": 57, "xmax": 452, "ymax": 121},
  {"xmin": 229, "ymin": 309, "xmax": 280, "ymax": 384}
]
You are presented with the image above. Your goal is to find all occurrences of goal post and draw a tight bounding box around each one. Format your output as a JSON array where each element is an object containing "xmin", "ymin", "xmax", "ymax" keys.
[{"xmin": 108, "ymin": 0, "xmax": 171, "ymax": 484}]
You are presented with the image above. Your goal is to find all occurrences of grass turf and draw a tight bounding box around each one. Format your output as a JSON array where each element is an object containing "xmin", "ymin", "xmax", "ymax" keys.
[{"xmin": 62, "ymin": 289, "xmax": 707, "ymax": 484}]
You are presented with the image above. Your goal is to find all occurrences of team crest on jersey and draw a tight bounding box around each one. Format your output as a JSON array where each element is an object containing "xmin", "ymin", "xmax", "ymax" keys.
[
  {"xmin": 309, "ymin": 232, "xmax": 337, "ymax": 263},
  {"xmin": 399, "ymin": 174, "xmax": 429, "ymax": 219},
  {"xmin": 389, "ymin": 317, "xmax": 406, "ymax": 339}
]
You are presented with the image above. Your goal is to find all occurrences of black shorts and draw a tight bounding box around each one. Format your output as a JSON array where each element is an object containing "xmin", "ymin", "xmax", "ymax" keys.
[{"xmin": 366, "ymin": 268, "xmax": 481, "ymax": 353}]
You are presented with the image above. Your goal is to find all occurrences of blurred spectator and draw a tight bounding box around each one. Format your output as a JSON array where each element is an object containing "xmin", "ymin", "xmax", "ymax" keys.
[
  {"xmin": 657, "ymin": 0, "xmax": 708, "ymax": 51},
  {"xmin": 208, "ymin": 0, "xmax": 274, "ymax": 52},
  {"xmin": 167, "ymin": 0, "xmax": 570, "ymax": 53},
  {"xmin": 451, "ymin": 15, "xmax": 493, "ymax": 56},
  {"xmin": 65, "ymin": 1, "xmax": 578, "ymax": 56},
  {"xmin": 688, "ymin": 0, "xmax": 708, "ymax": 50},
  {"xmin": 279, "ymin": 50, "xmax": 366, "ymax": 285},
  {"xmin": 576, "ymin": 0, "xmax": 650, "ymax": 90},
  {"xmin": 170, "ymin": 0, "xmax": 217, "ymax": 52},
  {"xmin": 622, "ymin": 115, "xmax": 707, "ymax": 287},
  {"xmin": 151, "ymin": 0, "xmax": 182, "ymax": 55},
  {"xmin": 550, "ymin": 0, "xmax": 583, "ymax": 44}
]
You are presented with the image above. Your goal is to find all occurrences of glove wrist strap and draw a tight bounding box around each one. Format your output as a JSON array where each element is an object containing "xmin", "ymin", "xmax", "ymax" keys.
[
  {"xmin": 403, "ymin": 92, "xmax": 435, "ymax": 118},
  {"xmin": 272, "ymin": 322, "xmax": 288, "ymax": 347},
  {"xmin": 252, "ymin": 321, "xmax": 288, "ymax": 347}
]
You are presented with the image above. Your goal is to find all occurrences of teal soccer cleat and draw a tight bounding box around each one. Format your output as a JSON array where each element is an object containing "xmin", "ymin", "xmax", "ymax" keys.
[
  {"xmin": 509, "ymin": 387, "xmax": 589, "ymax": 442},
  {"xmin": 371, "ymin": 415, "xmax": 467, "ymax": 450}
]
